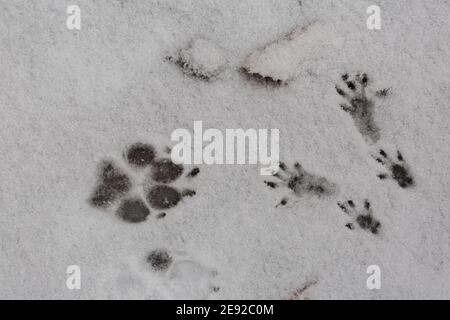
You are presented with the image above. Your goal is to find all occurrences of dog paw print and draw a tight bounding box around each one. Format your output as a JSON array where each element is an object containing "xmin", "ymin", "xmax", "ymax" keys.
[
  {"xmin": 335, "ymin": 73, "xmax": 388, "ymax": 143},
  {"xmin": 264, "ymin": 162, "xmax": 337, "ymax": 207},
  {"xmin": 337, "ymin": 199, "xmax": 381, "ymax": 234},
  {"xmin": 146, "ymin": 249, "xmax": 220, "ymax": 299},
  {"xmin": 372, "ymin": 149, "xmax": 414, "ymax": 188},
  {"xmin": 89, "ymin": 142, "xmax": 199, "ymax": 222}
]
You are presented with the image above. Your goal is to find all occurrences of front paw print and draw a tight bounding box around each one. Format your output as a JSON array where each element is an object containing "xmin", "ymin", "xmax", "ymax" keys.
[
  {"xmin": 89, "ymin": 142, "xmax": 199, "ymax": 223},
  {"xmin": 264, "ymin": 161, "xmax": 337, "ymax": 207},
  {"xmin": 337, "ymin": 199, "xmax": 381, "ymax": 234},
  {"xmin": 372, "ymin": 149, "xmax": 414, "ymax": 188},
  {"xmin": 335, "ymin": 73, "xmax": 384, "ymax": 143}
]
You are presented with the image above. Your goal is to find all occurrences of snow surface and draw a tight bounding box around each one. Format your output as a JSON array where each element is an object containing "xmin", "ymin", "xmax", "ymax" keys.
[
  {"xmin": 242, "ymin": 22, "xmax": 339, "ymax": 83},
  {"xmin": 0, "ymin": 0, "xmax": 449, "ymax": 299}
]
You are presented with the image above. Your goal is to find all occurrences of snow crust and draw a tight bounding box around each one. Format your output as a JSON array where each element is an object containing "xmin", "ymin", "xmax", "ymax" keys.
[{"xmin": 0, "ymin": 0, "xmax": 449, "ymax": 299}]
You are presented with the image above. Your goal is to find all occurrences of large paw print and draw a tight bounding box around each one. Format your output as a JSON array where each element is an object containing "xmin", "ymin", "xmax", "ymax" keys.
[
  {"xmin": 89, "ymin": 143, "xmax": 199, "ymax": 222},
  {"xmin": 337, "ymin": 199, "xmax": 381, "ymax": 234},
  {"xmin": 335, "ymin": 73, "xmax": 388, "ymax": 143},
  {"xmin": 372, "ymin": 149, "xmax": 414, "ymax": 188},
  {"xmin": 264, "ymin": 162, "xmax": 337, "ymax": 207}
]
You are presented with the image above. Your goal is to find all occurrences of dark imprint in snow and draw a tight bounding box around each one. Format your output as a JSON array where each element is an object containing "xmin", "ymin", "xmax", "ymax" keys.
[
  {"xmin": 264, "ymin": 162, "xmax": 337, "ymax": 207},
  {"xmin": 239, "ymin": 67, "xmax": 285, "ymax": 87},
  {"xmin": 335, "ymin": 73, "xmax": 387, "ymax": 143},
  {"xmin": 166, "ymin": 55, "xmax": 212, "ymax": 81},
  {"xmin": 373, "ymin": 149, "xmax": 414, "ymax": 188},
  {"xmin": 144, "ymin": 158, "xmax": 197, "ymax": 210},
  {"xmin": 89, "ymin": 160, "xmax": 131, "ymax": 208},
  {"xmin": 150, "ymin": 158, "xmax": 184, "ymax": 183},
  {"xmin": 89, "ymin": 143, "xmax": 199, "ymax": 222},
  {"xmin": 124, "ymin": 143, "xmax": 156, "ymax": 168},
  {"xmin": 147, "ymin": 249, "xmax": 173, "ymax": 272},
  {"xmin": 146, "ymin": 185, "xmax": 182, "ymax": 210},
  {"xmin": 116, "ymin": 197, "xmax": 150, "ymax": 223},
  {"xmin": 337, "ymin": 199, "xmax": 381, "ymax": 234}
]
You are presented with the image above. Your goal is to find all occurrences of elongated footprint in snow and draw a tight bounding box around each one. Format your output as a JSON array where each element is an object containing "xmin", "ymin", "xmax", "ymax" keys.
[{"xmin": 335, "ymin": 73, "xmax": 391, "ymax": 143}]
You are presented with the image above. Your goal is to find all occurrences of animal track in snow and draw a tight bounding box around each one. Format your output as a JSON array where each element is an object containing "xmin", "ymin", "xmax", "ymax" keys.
[
  {"xmin": 264, "ymin": 161, "xmax": 337, "ymax": 207},
  {"xmin": 89, "ymin": 142, "xmax": 199, "ymax": 222},
  {"xmin": 241, "ymin": 23, "xmax": 337, "ymax": 86},
  {"xmin": 167, "ymin": 38, "xmax": 228, "ymax": 81},
  {"xmin": 337, "ymin": 199, "xmax": 381, "ymax": 234},
  {"xmin": 105, "ymin": 250, "xmax": 219, "ymax": 299},
  {"xmin": 240, "ymin": 66, "xmax": 284, "ymax": 87},
  {"xmin": 335, "ymin": 73, "xmax": 390, "ymax": 143},
  {"xmin": 372, "ymin": 149, "xmax": 414, "ymax": 188}
]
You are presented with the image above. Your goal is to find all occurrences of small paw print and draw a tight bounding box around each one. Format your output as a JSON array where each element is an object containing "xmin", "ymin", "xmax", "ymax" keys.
[
  {"xmin": 89, "ymin": 142, "xmax": 199, "ymax": 222},
  {"xmin": 372, "ymin": 149, "xmax": 414, "ymax": 188},
  {"xmin": 335, "ymin": 73, "xmax": 385, "ymax": 143},
  {"xmin": 264, "ymin": 162, "xmax": 337, "ymax": 207},
  {"xmin": 337, "ymin": 199, "xmax": 381, "ymax": 234}
]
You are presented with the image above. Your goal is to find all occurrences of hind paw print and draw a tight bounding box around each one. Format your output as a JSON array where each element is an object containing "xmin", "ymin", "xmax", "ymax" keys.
[
  {"xmin": 337, "ymin": 199, "xmax": 381, "ymax": 234},
  {"xmin": 89, "ymin": 142, "xmax": 199, "ymax": 222},
  {"xmin": 335, "ymin": 73, "xmax": 387, "ymax": 143},
  {"xmin": 372, "ymin": 149, "xmax": 414, "ymax": 188},
  {"xmin": 264, "ymin": 162, "xmax": 337, "ymax": 207}
]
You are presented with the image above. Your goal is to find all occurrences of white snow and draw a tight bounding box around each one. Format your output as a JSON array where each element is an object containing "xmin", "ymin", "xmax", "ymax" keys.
[{"xmin": 0, "ymin": 0, "xmax": 449, "ymax": 299}]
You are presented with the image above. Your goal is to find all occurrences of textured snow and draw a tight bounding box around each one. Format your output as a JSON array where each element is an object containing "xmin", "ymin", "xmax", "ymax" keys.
[
  {"xmin": 0, "ymin": 0, "xmax": 449, "ymax": 299},
  {"xmin": 242, "ymin": 23, "xmax": 340, "ymax": 83}
]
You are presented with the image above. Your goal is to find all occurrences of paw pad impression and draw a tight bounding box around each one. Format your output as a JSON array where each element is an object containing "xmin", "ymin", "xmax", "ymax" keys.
[{"xmin": 89, "ymin": 142, "xmax": 198, "ymax": 223}]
